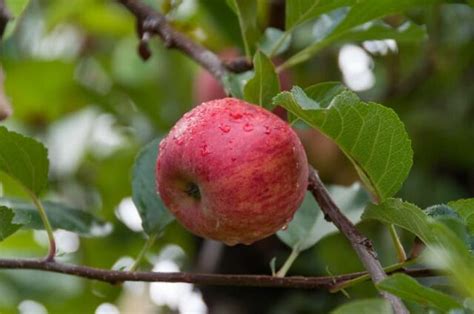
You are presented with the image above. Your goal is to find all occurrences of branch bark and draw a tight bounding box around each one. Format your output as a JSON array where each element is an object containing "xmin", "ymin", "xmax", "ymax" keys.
[
  {"xmin": 117, "ymin": 0, "xmax": 252, "ymax": 85},
  {"xmin": 0, "ymin": 258, "xmax": 435, "ymax": 289},
  {"xmin": 308, "ymin": 167, "xmax": 409, "ymax": 314}
]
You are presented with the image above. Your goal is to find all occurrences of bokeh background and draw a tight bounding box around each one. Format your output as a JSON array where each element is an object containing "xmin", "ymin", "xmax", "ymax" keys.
[{"xmin": 0, "ymin": 0, "xmax": 473, "ymax": 313}]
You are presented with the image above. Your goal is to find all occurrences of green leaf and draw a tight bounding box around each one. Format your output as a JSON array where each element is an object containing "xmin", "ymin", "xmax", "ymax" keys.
[
  {"xmin": 0, "ymin": 198, "xmax": 111, "ymax": 237},
  {"xmin": 362, "ymin": 198, "xmax": 432, "ymax": 243},
  {"xmin": 363, "ymin": 199, "xmax": 474, "ymax": 249},
  {"xmin": 3, "ymin": 0, "xmax": 30, "ymax": 39},
  {"xmin": 226, "ymin": 0, "xmax": 260, "ymax": 57},
  {"xmin": 363, "ymin": 198, "xmax": 474, "ymax": 297},
  {"xmin": 331, "ymin": 298, "xmax": 393, "ymax": 314},
  {"xmin": 0, "ymin": 126, "xmax": 49, "ymax": 196},
  {"xmin": 425, "ymin": 204, "xmax": 471, "ymax": 246},
  {"xmin": 222, "ymin": 71, "xmax": 254, "ymax": 99},
  {"xmin": 332, "ymin": 0, "xmax": 438, "ymax": 36},
  {"xmin": 258, "ymin": 28, "xmax": 292, "ymax": 56},
  {"xmin": 278, "ymin": 183, "xmax": 370, "ymax": 252},
  {"xmin": 341, "ymin": 21, "xmax": 427, "ymax": 42},
  {"xmin": 377, "ymin": 273, "xmax": 462, "ymax": 311},
  {"xmin": 283, "ymin": 18, "xmax": 427, "ymax": 71},
  {"xmin": 448, "ymin": 198, "xmax": 474, "ymax": 233},
  {"xmin": 243, "ymin": 51, "xmax": 280, "ymax": 109},
  {"xmin": 274, "ymin": 84, "xmax": 413, "ymax": 200},
  {"xmin": 132, "ymin": 138, "xmax": 174, "ymax": 236},
  {"xmin": 423, "ymin": 222, "xmax": 474, "ymax": 297},
  {"xmin": 285, "ymin": 0, "xmax": 354, "ymax": 30},
  {"xmin": 0, "ymin": 206, "xmax": 25, "ymax": 241}
]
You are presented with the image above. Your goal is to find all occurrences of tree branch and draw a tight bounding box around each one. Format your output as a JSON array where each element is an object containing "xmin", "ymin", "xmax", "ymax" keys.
[
  {"xmin": 308, "ymin": 168, "xmax": 408, "ymax": 314},
  {"xmin": 118, "ymin": 0, "xmax": 252, "ymax": 84},
  {"xmin": 0, "ymin": 0, "xmax": 12, "ymax": 40},
  {"xmin": 0, "ymin": 258, "xmax": 435, "ymax": 289}
]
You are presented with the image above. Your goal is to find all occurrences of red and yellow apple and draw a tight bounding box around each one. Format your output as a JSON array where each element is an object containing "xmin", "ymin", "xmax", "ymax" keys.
[{"xmin": 156, "ymin": 98, "xmax": 308, "ymax": 245}]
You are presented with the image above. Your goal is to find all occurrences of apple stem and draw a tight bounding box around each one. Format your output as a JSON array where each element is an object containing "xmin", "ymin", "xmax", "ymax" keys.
[{"xmin": 275, "ymin": 247, "xmax": 300, "ymax": 278}]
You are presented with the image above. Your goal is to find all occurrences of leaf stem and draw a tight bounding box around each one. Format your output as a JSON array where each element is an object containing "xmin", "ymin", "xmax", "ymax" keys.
[
  {"xmin": 29, "ymin": 193, "xmax": 56, "ymax": 261},
  {"xmin": 330, "ymin": 258, "xmax": 418, "ymax": 293},
  {"xmin": 388, "ymin": 224, "xmax": 407, "ymax": 263},
  {"xmin": 275, "ymin": 247, "xmax": 300, "ymax": 277},
  {"xmin": 130, "ymin": 233, "xmax": 158, "ymax": 271}
]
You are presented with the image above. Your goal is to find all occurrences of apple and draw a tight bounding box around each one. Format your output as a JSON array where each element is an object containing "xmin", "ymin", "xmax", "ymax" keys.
[{"xmin": 156, "ymin": 98, "xmax": 308, "ymax": 245}]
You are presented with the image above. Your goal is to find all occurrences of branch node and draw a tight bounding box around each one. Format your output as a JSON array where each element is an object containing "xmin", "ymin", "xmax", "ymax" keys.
[
  {"xmin": 138, "ymin": 32, "xmax": 152, "ymax": 61},
  {"xmin": 224, "ymin": 57, "xmax": 253, "ymax": 73}
]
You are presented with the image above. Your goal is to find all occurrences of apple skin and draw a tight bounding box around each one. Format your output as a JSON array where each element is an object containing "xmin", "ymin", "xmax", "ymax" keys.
[{"xmin": 156, "ymin": 98, "xmax": 308, "ymax": 245}]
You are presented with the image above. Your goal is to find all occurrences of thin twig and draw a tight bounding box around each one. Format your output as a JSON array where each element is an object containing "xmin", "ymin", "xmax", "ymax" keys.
[
  {"xmin": 118, "ymin": 0, "xmax": 252, "ymax": 84},
  {"xmin": 0, "ymin": 258, "xmax": 435, "ymax": 288},
  {"xmin": 307, "ymin": 167, "xmax": 408, "ymax": 314}
]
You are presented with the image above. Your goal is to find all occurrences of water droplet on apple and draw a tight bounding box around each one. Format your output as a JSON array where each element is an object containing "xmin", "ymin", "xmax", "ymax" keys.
[
  {"xmin": 219, "ymin": 124, "xmax": 231, "ymax": 133},
  {"xmin": 224, "ymin": 240, "xmax": 238, "ymax": 246},
  {"xmin": 243, "ymin": 123, "xmax": 254, "ymax": 132},
  {"xmin": 281, "ymin": 224, "xmax": 288, "ymax": 231},
  {"xmin": 200, "ymin": 144, "xmax": 210, "ymax": 156},
  {"xmin": 229, "ymin": 112, "xmax": 243, "ymax": 119},
  {"xmin": 175, "ymin": 137, "xmax": 184, "ymax": 145},
  {"xmin": 159, "ymin": 139, "xmax": 167, "ymax": 151},
  {"xmin": 264, "ymin": 126, "xmax": 271, "ymax": 134}
]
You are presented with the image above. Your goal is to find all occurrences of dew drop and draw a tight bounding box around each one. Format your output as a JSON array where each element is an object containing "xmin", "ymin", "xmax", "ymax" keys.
[
  {"xmin": 264, "ymin": 126, "xmax": 271, "ymax": 134},
  {"xmin": 243, "ymin": 123, "xmax": 254, "ymax": 132},
  {"xmin": 159, "ymin": 139, "xmax": 167, "ymax": 151},
  {"xmin": 281, "ymin": 224, "xmax": 288, "ymax": 231},
  {"xmin": 219, "ymin": 124, "xmax": 231, "ymax": 133},
  {"xmin": 229, "ymin": 112, "xmax": 243, "ymax": 119},
  {"xmin": 224, "ymin": 240, "xmax": 238, "ymax": 246},
  {"xmin": 200, "ymin": 144, "xmax": 210, "ymax": 156}
]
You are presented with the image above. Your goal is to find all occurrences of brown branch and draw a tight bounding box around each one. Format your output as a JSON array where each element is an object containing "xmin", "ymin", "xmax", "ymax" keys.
[
  {"xmin": 118, "ymin": 0, "xmax": 252, "ymax": 83},
  {"xmin": 308, "ymin": 168, "xmax": 409, "ymax": 313},
  {"xmin": 0, "ymin": 258, "xmax": 436, "ymax": 288},
  {"xmin": 0, "ymin": 0, "xmax": 12, "ymax": 40}
]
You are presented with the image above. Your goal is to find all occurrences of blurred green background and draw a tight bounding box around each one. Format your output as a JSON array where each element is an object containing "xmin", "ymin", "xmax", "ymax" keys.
[{"xmin": 0, "ymin": 0, "xmax": 473, "ymax": 313}]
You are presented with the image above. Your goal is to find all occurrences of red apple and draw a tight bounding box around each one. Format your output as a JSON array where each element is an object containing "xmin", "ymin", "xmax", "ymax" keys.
[{"xmin": 156, "ymin": 98, "xmax": 308, "ymax": 245}]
